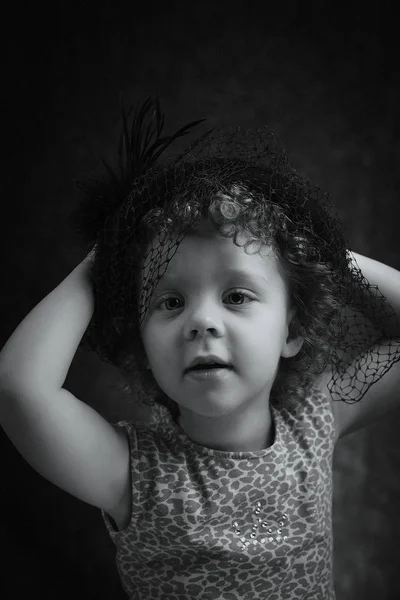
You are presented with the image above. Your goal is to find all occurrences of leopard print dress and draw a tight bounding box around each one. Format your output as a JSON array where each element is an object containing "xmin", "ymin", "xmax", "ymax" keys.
[{"xmin": 102, "ymin": 387, "xmax": 336, "ymax": 599}]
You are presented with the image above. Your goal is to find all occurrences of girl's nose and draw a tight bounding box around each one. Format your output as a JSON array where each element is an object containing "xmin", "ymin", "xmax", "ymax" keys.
[{"xmin": 183, "ymin": 303, "xmax": 224, "ymax": 341}]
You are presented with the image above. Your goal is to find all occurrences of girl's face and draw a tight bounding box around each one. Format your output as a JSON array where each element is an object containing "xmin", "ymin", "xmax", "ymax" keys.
[{"xmin": 141, "ymin": 219, "xmax": 302, "ymax": 419}]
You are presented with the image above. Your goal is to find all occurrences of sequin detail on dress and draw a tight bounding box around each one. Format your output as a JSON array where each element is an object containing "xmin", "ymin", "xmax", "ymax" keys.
[{"xmin": 232, "ymin": 499, "xmax": 289, "ymax": 550}]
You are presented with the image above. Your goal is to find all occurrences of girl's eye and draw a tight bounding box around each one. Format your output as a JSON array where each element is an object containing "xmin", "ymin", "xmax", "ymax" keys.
[
  {"xmin": 158, "ymin": 296, "xmax": 183, "ymax": 311},
  {"xmin": 224, "ymin": 290, "xmax": 253, "ymax": 305}
]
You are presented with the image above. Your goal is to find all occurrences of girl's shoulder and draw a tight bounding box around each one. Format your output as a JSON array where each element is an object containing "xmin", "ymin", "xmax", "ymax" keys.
[
  {"xmin": 311, "ymin": 367, "xmax": 367, "ymax": 441},
  {"xmin": 273, "ymin": 374, "xmax": 336, "ymax": 434},
  {"xmin": 301, "ymin": 378, "xmax": 336, "ymax": 427}
]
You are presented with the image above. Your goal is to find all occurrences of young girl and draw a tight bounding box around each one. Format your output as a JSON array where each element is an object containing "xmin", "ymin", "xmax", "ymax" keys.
[{"xmin": 1, "ymin": 97, "xmax": 400, "ymax": 600}]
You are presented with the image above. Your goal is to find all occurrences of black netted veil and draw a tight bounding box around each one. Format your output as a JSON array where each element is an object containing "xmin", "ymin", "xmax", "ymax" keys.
[{"xmin": 69, "ymin": 97, "xmax": 400, "ymax": 406}]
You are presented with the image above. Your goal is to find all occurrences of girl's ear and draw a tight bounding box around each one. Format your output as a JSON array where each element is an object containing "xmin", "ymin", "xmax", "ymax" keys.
[{"xmin": 281, "ymin": 307, "xmax": 304, "ymax": 358}]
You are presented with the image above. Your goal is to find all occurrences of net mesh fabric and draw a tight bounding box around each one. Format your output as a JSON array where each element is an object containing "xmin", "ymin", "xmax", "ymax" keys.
[{"xmin": 70, "ymin": 97, "xmax": 400, "ymax": 406}]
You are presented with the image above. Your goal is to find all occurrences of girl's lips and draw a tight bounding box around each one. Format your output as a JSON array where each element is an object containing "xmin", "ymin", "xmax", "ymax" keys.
[{"xmin": 185, "ymin": 366, "xmax": 233, "ymax": 381}]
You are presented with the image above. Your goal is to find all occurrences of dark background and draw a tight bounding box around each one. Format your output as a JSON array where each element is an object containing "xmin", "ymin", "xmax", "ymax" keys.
[{"xmin": 2, "ymin": 1, "xmax": 400, "ymax": 598}]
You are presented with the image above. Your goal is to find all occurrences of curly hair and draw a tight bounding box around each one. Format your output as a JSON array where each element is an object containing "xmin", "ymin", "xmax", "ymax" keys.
[{"xmin": 77, "ymin": 157, "xmax": 345, "ymax": 414}]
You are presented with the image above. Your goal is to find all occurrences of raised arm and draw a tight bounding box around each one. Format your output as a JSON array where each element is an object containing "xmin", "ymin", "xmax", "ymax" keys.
[
  {"xmin": 328, "ymin": 251, "xmax": 400, "ymax": 437},
  {"xmin": 0, "ymin": 256, "xmax": 131, "ymax": 522},
  {"xmin": 0, "ymin": 255, "xmax": 95, "ymax": 391}
]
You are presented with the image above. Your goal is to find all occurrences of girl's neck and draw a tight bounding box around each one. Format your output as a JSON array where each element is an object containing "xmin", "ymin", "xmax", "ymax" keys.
[{"xmin": 177, "ymin": 399, "xmax": 274, "ymax": 452}]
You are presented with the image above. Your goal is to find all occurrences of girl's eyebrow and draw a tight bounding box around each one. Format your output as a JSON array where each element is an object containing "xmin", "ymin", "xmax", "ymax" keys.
[{"xmin": 224, "ymin": 268, "xmax": 270, "ymax": 285}]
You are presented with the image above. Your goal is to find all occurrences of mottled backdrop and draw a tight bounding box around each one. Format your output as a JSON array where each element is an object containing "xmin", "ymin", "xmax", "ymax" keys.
[{"xmin": 3, "ymin": 2, "xmax": 400, "ymax": 599}]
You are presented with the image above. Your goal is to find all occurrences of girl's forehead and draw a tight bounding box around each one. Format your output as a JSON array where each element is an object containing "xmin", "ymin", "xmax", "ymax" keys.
[{"xmin": 146, "ymin": 228, "xmax": 280, "ymax": 284}]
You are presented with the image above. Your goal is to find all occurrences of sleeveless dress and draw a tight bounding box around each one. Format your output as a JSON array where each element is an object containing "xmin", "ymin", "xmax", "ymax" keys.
[{"xmin": 102, "ymin": 386, "xmax": 336, "ymax": 599}]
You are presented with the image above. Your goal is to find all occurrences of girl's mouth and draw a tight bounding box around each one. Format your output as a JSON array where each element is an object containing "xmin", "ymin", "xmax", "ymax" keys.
[{"xmin": 185, "ymin": 365, "xmax": 233, "ymax": 381}]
